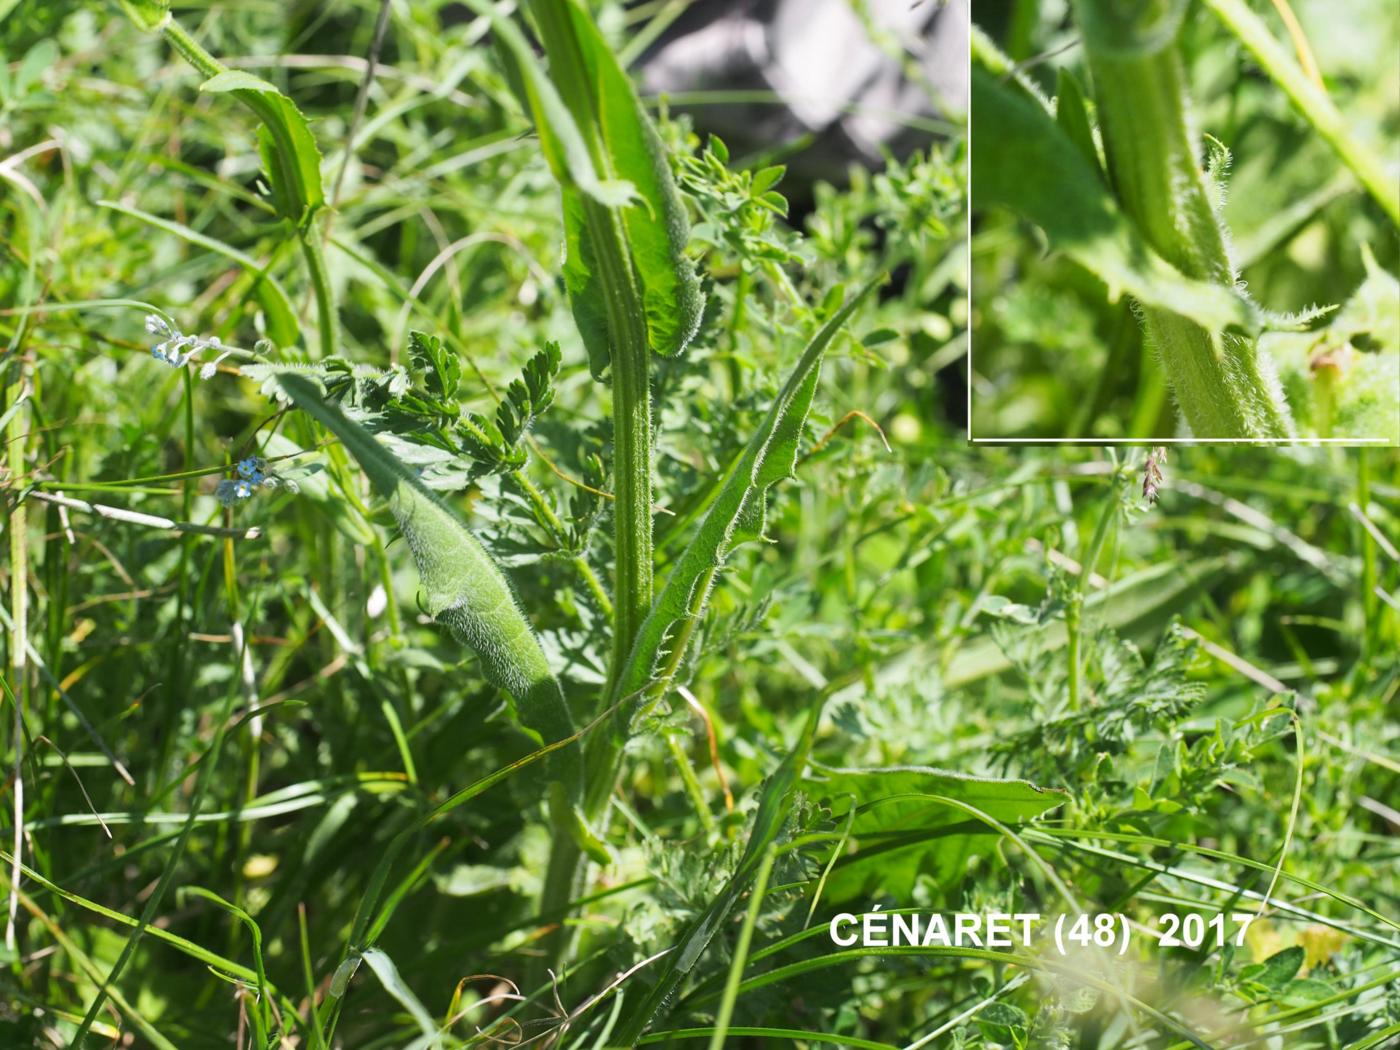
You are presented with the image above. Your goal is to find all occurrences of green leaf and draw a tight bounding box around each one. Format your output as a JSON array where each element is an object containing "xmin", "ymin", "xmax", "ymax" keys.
[
  {"xmin": 1278, "ymin": 977, "xmax": 1335, "ymax": 1007},
  {"xmin": 1201, "ymin": 0, "xmax": 1399, "ymax": 227},
  {"xmin": 970, "ymin": 35, "xmax": 1258, "ymax": 337},
  {"xmin": 610, "ymin": 276, "xmax": 882, "ymax": 724},
  {"xmin": 750, "ymin": 164, "xmax": 787, "ymax": 195},
  {"xmin": 276, "ymin": 373, "xmax": 579, "ymax": 793},
  {"xmin": 1054, "ymin": 67, "xmax": 1102, "ymax": 176},
  {"xmin": 514, "ymin": 0, "xmax": 705, "ymax": 376},
  {"xmin": 458, "ymin": 0, "xmax": 635, "ymax": 210},
  {"xmin": 407, "ymin": 331, "xmax": 460, "ymax": 400},
  {"xmin": 614, "ymin": 696, "xmax": 827, "ymax": 1045},
  {"xmin": 979, "ymin": 1002, "xmax": 1029, "ymax": 1030},
  {"xmin": 814, "ymin": 767, "xmax": 1067, "ymax": 902},
  {"xmin": 200, "ymin": 70, "xmax": 324, "ymax": 224},
  {"xmin": 1254, "ymin": 946, "xmax": 1305, "ymax": 991}
]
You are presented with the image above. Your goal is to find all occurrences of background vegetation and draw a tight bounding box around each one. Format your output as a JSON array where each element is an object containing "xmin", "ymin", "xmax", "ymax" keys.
[{"xmin": 2, "ymin": 1, "xmax": 1398, "ymax": 1047}]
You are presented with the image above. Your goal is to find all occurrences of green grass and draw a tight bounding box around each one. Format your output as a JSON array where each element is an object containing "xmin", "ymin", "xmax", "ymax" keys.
[{"xmin": 2, "ymin": 2, "xmax": 1399, "ymax": 1048}]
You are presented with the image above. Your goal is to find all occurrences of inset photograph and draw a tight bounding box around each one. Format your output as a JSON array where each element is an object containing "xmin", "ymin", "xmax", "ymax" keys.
[{"xmin": 969, "ymin": 0, "xmax": 1400, "ymax": 442}]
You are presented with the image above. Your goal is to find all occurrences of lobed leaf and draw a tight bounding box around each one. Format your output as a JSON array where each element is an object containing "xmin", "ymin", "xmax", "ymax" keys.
[
  {"xmin": 277, "ymin": 373, "xmax": 579, "ymax": 793},
  {"xmin": 613, "ymin": 695, "xmax": 827, "ymax": 1044}
]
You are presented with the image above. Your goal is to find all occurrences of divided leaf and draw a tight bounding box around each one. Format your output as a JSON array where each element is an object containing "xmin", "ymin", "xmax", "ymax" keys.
[
  {"xmin": 277, "ymin": 373, "xmax": 579, "ymax": 793},
  {"xmin": 408, "ymin": 331, "xmax": 460, "ymax": 400},
  {"xmin": 613, "ymin": 697, "xmax": 826, "ymax": 1045},
  {"xmin": 610, "ymin": 276, "xmax": 882, "ymax": 723}
]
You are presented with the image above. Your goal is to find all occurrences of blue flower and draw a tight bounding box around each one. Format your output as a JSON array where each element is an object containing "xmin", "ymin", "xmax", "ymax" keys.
[{"xmin": 236, "ymin": 457, "xmax": 267, "ymax": 483}]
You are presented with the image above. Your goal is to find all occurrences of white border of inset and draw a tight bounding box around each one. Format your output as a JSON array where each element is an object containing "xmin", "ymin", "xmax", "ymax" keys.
[{"xmin": 961, "ymin": 10, "xmax": 1398, "ymax": 449}]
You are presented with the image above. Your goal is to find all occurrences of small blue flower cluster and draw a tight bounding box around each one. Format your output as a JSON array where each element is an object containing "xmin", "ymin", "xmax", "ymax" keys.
[
  {"xmin": 145, "ymin": 315, "xmax": 233, "ymax": 379},
  {"xmin": 216, "ymin": 457, "xmax": 288, "ymax": 507}
]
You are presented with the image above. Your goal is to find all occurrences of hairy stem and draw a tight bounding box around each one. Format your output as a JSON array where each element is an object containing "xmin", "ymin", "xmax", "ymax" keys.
[
  {"xmin": 526, "ymin": 0, "xmax": 656, "ymax": 982},
  {"xmin": 1074, "ymin": 0, "xmax": 1292, "ymax": 438}
]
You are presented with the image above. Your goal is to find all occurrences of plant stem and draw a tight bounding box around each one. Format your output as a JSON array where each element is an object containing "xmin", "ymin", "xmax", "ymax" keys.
[
  {"xmin": 4, "ymin": 370, "xmax": 28, "ymax": 953},
  {"xmin": 513, "ymin": 471, "xmax": 613, "ymax": 621},
  {"xmin": 1357, "ymin": 450, "xmax": 1376, "ymax": 660},
  {"xmin": 1067, "ymin": 470, "xmax": 1121, "ymax": 712},
  {"xmin": 1201, "ymin": 0, "xmax": 1399, "ymax": 228},
  {"xmin": 1074, "ymin": 0, "xmax": 1292, "ymax": 439},
  {"xmin": 525, "ymin": 0, "xmax": 657, "ymax": 984}
]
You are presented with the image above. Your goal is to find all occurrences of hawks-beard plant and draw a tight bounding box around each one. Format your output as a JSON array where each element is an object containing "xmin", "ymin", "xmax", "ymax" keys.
[{"xmin": 114, "ymin": 0, "xmax": 881, "ymax": 1028}]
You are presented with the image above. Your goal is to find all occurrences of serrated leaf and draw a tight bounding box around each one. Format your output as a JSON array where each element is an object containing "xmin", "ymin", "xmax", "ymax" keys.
[
  {"xmin": 614, "ymin": 697, "xmax": 826, "ymax": 1045},
  {"xmin": 555, "ymin": 1, "xmax": 703, "ymax": 363},
  {"xmin": 609, "ymin": 276, "xmax": 882, "ymax": 724},
  {"xmin": 277, "ymin": 373, "xmax": 579, "ymax": 793},
  {"xmin": 486, "ymin": 0, "xmax": 704, "ymax": 377}
]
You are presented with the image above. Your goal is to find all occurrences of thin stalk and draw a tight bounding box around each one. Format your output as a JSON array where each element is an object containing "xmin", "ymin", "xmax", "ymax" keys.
[
  {"xmin": 1357, "ymin": 450, "xmax": 1376, "ymax": 660},
  {"xmin": 4, "ymin": 370, "xmax": 28, "ymax": 953},
  {"xmin": 514, "ymin": 472, "xmax": 613, "ymax": 621},
  {"xmin": 1073, "ymin": 0, "xmax": 1292, "ymax": 438},
  {"xmin": 706, "ymin": 845, "xmax": 775, "ymax": 1050},
  {"xmin": 1067, "ymin": 471, "xmax": 1121, "ymax": 712},
  {"xmin": 664, "ymin": 733, "xmax": 717, "ymax": 835},
  {"xmin": 1202, "ymin": 0, "xmax": 1399, "ymax": 227}
]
